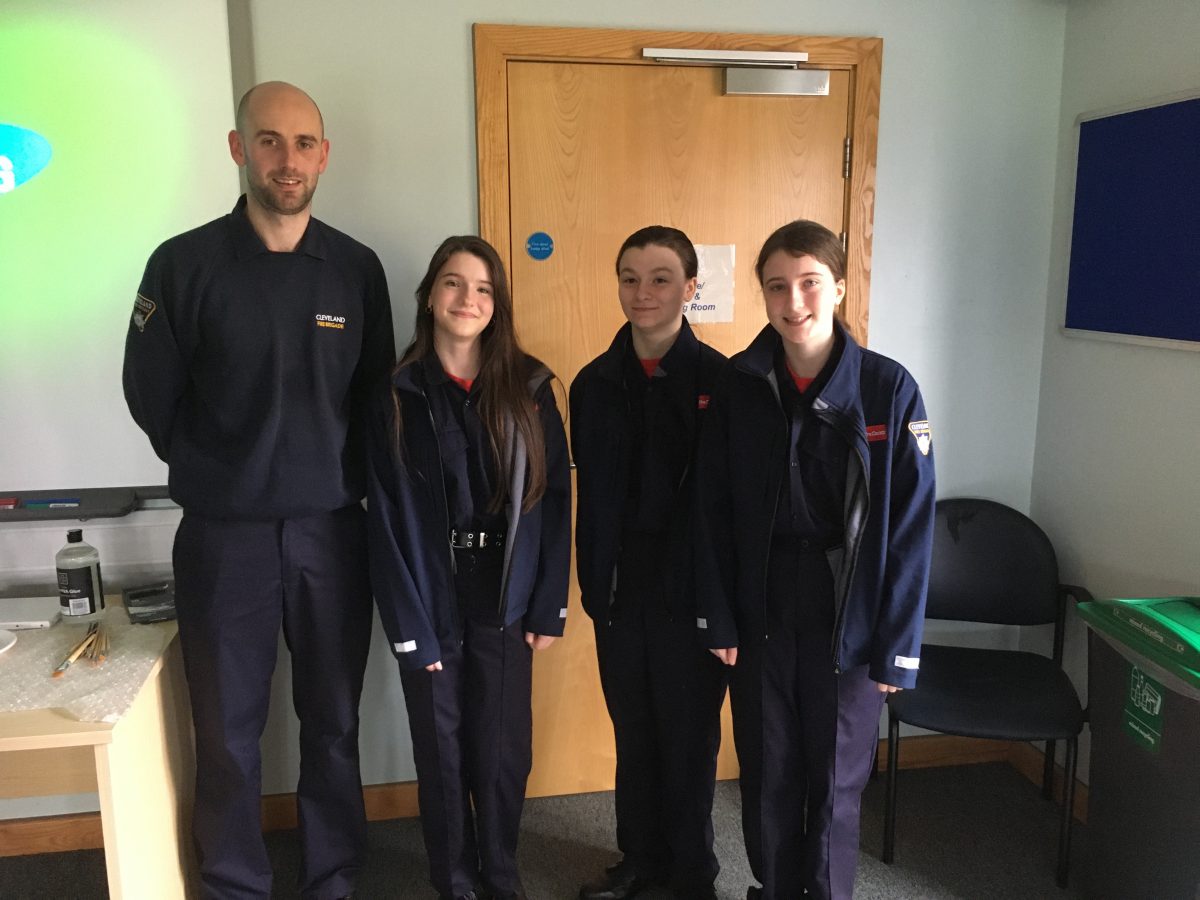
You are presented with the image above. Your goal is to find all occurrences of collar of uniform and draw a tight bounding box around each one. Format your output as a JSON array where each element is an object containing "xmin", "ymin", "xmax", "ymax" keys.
[
  {"xmin": 595, "ymin": 323, "xmax": 634, "ymax": 383},
  {"xmin": 775, "ymin": 326, "xmax": 844, "ymax": 402},
  {"xmin": 418, "ymin": 353, "xmax": 451, "ymax": 388},
  {"xmin": 737, "ymin": 320, "xmax": 864, "ymax": 417},
  {"xmin": 390, "ymin": 357, "xmax": 425, "ymax": 398},
  {"xmin": 811, "ymin": 320, "xmax": 863, "ymax": 420},
  {"xmin": 229, "ymin": 194, "xmax": 329, "ymax": 262},
  {"xmin": 597, "ymin": 317, "xmax": 700, "ymax": 383},
  {"xmin": 658, "ymin": 316, "xmax": 699, "ymax": 378},
  {"xmin": 418, "ymin": 352, "xmax": 483, "ymax": 397},
  {"xmin": 394, "ymin": 352, "xmax": 551, "ymax": 408},
  {"xmin": 735, "ymin": 323, "xmax": 783, "ymax": 378}
]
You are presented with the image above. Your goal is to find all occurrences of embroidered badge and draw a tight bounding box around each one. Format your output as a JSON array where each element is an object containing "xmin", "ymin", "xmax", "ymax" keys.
[
  {"xmin": 908, "ymin": 420, "xmax": 932, "ymax": 456},
  {"xmin": 866, "ymin": 424, "xmax": 888, "ymax": 443},
  {"xmin": 697, "ymin": 394, "xmax": 711, "ymax": 410},
  {"xmin": 132, "ymin": 293, "xmax": 157, "ymax": 332},
  {"xmin": 315, "ymin": 313, "xmax": 346, "ymax": 330}
]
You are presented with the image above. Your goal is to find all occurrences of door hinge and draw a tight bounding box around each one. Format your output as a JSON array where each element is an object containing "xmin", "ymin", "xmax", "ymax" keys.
[{"xmin": 843, "ymin": 136, "xmax": 852, "ymax": 179}]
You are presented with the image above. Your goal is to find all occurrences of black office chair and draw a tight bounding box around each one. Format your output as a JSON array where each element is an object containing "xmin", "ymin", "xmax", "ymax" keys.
[{"xmin": 882, "ymin": 497, "xmax": 1089, "ymax": 888}]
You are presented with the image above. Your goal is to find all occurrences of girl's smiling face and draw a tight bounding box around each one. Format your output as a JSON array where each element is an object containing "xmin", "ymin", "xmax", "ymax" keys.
[
  {"xmin": 429, "ymin": 251, "xmax": 495, "ymax": 344},
  {"xmin": 761, "ymin": 250, "xmax": 845, "ymax": 351},
  {"xmin": 617, "ymin": 244, "xmax": 697, "ymax": 338}
]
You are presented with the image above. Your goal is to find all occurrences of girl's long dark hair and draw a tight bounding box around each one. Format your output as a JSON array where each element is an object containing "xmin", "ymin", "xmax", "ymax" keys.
[{"xmin": 392, "ymin": 235, "xmax": 547, "ymax": 514}]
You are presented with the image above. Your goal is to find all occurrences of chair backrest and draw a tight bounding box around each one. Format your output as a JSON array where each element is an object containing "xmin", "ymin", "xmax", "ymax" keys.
[{"xmin": 926, "ymin": 497, "xmax": 1060, "ymax": 626}]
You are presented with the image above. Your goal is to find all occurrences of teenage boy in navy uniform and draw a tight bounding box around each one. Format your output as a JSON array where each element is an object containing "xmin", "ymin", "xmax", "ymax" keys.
[
  {"xmin": 572, "ymin": 227, "xmax": 729, "ymax": 900},
  {"xmin": 123, "ymin": 81, "xmax": 394, "ymax": 899}
]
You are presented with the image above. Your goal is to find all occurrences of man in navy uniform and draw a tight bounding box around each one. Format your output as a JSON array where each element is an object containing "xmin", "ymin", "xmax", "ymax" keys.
[{"xmin": 124, "ymin": 81, "xmax": 394, "ymax": 899}]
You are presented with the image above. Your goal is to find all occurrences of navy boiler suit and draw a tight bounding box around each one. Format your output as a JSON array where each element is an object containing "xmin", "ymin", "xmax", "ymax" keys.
[
  {"xmin": 695, "ymin": 321, "xmax": 936, "ymax": 900},
  {"xmin": 570, "ymin": 320, "xmax": 730, "ymax": 892},
  {"xmin": 365, "ymin": 355, "xmax": 571, "ymax": 899},
  {"xmin": 122, "ymin": 195, "xmax": 395, "ymax": 899}
]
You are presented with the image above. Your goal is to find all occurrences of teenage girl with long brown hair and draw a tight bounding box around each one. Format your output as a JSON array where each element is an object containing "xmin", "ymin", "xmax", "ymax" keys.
[{"xmin": 365, "ymin": 235, "xmax": 571, "ymax": 900}]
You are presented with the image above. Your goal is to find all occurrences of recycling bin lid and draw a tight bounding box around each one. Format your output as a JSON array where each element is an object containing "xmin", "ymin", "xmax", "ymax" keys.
[{"xmin": 1077, "ymin": 597, "xmax": 1200, "ymax": 693}]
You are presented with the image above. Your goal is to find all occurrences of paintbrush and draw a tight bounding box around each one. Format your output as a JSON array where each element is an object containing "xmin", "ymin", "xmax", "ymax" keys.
[{"xmin": 52, "ymin": 624, "xmax": 98, "ymax": 677}]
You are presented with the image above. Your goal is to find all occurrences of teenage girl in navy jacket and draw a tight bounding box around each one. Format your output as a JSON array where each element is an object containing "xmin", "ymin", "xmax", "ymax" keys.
[
  {"xmin": 365, "ymin": 235, "xmax": 571, "ymax": 900},
  {"xmin": 571, "ymin": 227, "xmax": 729, "ymax": 900},
  {"xmin": 695, "ymin": 221, "xmax": 936, "ymax": 900}
]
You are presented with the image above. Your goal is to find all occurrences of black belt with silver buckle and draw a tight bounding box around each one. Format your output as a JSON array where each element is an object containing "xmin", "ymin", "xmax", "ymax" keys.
[{"xmin": 449, "ymin": 528, "xmax": 505, "ymax": 550}]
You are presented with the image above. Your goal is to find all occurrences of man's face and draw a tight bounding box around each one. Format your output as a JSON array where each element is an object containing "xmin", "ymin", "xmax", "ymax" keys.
[{"xmin": 229, "ymin": 85, "xmax": 328, "ymax": 217}]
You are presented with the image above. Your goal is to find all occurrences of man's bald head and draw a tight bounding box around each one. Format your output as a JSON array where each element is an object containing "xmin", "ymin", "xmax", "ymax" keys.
[
  {"xmin": 228, "ymin": 81, "xmax": 329, "ymax": 221},
  {"xmin": 235, "ymin": 81, "xmax": 325, "ymax": 139}
]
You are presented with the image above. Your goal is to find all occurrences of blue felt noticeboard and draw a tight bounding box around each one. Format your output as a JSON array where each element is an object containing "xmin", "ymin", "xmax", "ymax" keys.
[{"xmin": 1065, "ymin": 95, "xmax": 1200, "ymax": 346}]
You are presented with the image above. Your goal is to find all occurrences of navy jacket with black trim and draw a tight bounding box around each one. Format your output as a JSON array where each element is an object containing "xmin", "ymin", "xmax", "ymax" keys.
[
  {"xmin": 365, "ymin": 355, "xmax": 572, "ymax": 671},
  {"xmin": 694, "ymin": 320, "xmax": 936, "ymax": 689},
  {"xmin": 569, "ymin": 319, "xmax": 726, "ymax": 621}
]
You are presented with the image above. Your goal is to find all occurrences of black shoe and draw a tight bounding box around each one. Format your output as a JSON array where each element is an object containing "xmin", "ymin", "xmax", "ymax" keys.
[
  {"xmin": 579, "ymin": 860, "xmax": 658, "ymax": 900},
  {"xmin": 746, "ymin": 887, "xmax": 763, "ymax": 900},
  {"xmin": 439, "ymin": 893, "xmax": 478, "ymax": 900}
]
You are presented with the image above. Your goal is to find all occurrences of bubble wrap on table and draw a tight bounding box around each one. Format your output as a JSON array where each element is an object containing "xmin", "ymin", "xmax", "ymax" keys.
[{"xmin": 0, "ymin": 605, "xmax": 174, "ymax": 723}]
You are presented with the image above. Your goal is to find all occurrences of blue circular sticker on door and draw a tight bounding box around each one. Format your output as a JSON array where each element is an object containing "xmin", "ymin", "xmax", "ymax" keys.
[{"xmin": 525, "ymin": 231, "xmax": 554, "ymax": 261}]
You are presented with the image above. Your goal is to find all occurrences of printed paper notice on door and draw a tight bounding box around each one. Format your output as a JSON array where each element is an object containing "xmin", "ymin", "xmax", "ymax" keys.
[{"xmin": 686, "ymin": 245, "xmax": 735, "ymax": 324}]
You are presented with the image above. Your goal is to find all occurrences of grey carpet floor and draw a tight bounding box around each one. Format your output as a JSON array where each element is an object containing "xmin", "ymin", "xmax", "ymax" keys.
[{"xmin": 0, "ymin": 763, "xmax": 1083, "ymax": 899}]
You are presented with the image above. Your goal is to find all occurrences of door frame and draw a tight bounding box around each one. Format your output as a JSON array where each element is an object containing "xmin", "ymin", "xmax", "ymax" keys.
[{"xmin": 473, "ymin": 22, "xmax": 883, "ymax": 342}]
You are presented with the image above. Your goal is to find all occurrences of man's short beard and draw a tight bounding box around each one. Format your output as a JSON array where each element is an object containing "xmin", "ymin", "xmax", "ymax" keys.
[{"xmin": 248, "ymin": 179, "xmax": 314, "ymax": 216}]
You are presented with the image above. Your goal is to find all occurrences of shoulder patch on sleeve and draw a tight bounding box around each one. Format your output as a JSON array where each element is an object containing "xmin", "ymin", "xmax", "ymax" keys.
[
  {"xmin": 907, "ymin": 420, "xmax": 932, "ymax": 456},
  {"xmin": 132, "ymin": 293, "xmax": 157, "ymax": 332}
]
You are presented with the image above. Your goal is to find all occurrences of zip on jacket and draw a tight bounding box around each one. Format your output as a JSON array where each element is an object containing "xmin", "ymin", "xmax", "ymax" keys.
[
  {"xmin": 367, "ymin": 356, "xmax": 571, "ymax": 671},
  {"xmin": 734, "ymin": 358, "xmax": 871, "ymax": 671},
  {"xmin": 695, "ymin": 320, "xmax": 935, "ymax": 689},
  {"xmin": 570, "ymin": 319, "xmax": 726, "ymax": 624},
  {"xmin": 417, "ymin": 369, "xmax": 551, "ymax": 624}
]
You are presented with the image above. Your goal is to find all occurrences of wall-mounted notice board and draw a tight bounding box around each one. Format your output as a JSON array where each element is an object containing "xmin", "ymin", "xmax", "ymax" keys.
[{"xmin": 1065, "ymin": 93, "xmax": 1200, "ymax": 349}]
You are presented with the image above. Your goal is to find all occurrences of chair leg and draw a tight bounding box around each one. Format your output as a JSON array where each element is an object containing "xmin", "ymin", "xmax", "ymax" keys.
[
  {"xmin": 1043, "ymin": 738, "xmax": 1056, "ymax": 799},
  {"xmin": 883, "ymin": 709, "xmax": 900, "ymax": 864},
  {"xmin": 870, "ymin": 728, "xmax": 881, "ymax": 781},
  {"xmin": 1056, "ymin": 736, "xmax": 1078, "ymax": 889}
]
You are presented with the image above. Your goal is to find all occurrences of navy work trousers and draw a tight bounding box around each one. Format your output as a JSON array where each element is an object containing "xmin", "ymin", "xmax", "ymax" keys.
[
  {"xmin": 400, "ymin": 545, "xmax": 533, "ymax": 898},
  {"xmin": 173, "ymin": 505, "xmax": 372, "ymax": 900},
  {"xmin": 594, "ymin": 596, "xmax": 728, "ymax": 891},
  {"xmin": 731, "ymin": 544, "xmax": 885, "ymax": 900}
]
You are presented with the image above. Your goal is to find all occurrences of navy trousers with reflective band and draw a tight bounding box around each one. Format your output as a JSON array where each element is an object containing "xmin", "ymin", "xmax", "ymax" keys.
[
  {"xmin": 173, "ymin": 506, "xmax": 372, "ymax": 900},
  {"xmin": 594, "ymin": 598, "xmax": 727, "ymax": 889},
  {"xmin": 400, "ymin": 547, "xmax": 533, "ymax": 898},
  {"xmin": 731, "ymin": 544, "xmax": 885, "ymax": 900}
]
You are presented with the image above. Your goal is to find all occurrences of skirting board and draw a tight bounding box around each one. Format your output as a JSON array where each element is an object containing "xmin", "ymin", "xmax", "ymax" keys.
[{"xmin": 0, "ymin": 735, "xmax": 1087, "ymax": 857}]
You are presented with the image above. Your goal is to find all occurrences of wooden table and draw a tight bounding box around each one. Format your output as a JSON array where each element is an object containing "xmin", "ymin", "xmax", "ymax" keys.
[{"xmin": 0, "ymin": 618, "xmax": 196, "ymax": 898}]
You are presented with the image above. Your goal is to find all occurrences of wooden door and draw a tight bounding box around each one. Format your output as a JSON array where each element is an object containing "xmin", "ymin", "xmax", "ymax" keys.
[{"xmin": 475, "ymin": 25, "xmax": 882, "ymax": 798}]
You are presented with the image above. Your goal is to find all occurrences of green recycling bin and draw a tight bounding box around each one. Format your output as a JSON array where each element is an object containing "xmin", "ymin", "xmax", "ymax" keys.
[{"xmin": 1075, "ymin": 598, "xmax": 1200, "ymax": 900}]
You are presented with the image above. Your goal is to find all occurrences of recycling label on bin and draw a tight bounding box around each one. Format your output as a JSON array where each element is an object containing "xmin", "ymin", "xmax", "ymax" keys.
[{"xmin": 1124, "ymin": 665, "xmax": 1164, "ymax": 753}]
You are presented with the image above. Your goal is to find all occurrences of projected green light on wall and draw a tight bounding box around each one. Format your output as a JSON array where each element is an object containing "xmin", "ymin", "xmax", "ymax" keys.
[{"xmin": 0, "ymin": 17, "xmax": 187, "ymax": 337}]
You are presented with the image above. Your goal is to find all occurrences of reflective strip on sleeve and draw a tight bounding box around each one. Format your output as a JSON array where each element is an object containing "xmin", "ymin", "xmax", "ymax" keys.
[
  {"xmin": 894, "ymin": 655, "xmax": 920, "ymax": 669},
  {"xmin": 394, "ymin": 640, "xmax": 417, "ymax": 653},
  {"xmin": 697, "ymin": 617, "xmax": 708, "ymax": 629}
]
